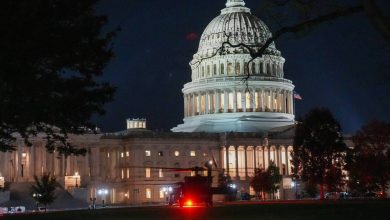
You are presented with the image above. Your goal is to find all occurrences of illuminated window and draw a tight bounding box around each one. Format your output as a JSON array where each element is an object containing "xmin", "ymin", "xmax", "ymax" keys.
[
  {"xmin": 158, "ymin": 151, "xmax": 163, "ymax": 156},
  {"xmin": 121, "ymin": 169, "xmax": 124, "ymax": 179},
  {"xmin": 174, "ymin": 151, "xmax": 180, "ymax": 156},
  {"xmin": 121, "ymin": 152, "xmax": 124, "ymax": 158},
  {"xmin": 159, "ymin": 169, "xmax": 164, "ymax": 178},
  {"xmin": 228, "ymin": 93, "xmax": 234, "ymax": 110},
  {"xmin": 145, "ymin": 150, "xmax": 151, "ymax": 157},
  {"xmin": 107, "ymin": 153, "xmax": 110, "ymax": 158},
  {"xmin": 255, "ymin": 92, "xmax": 259, "ymax": 109},
  {"xmin": 127, "ymin": 168, "xmax": 130, "ymax": 179},
  {"xmin": 237, "ymin": 92, "xmax": 242, "ymax": 110},
  {"xmin": 203, "ymin": 170, "xmax": 208, "ymax": 176},
  {"xmin": 146, "ymin": 188, "xmax": 151, "ymax": 199},
  {"xmin": 220, "ymin": 93, "xmax": 225, "ymax": 111},
  {"xmin": 190, "ymin": 151, "xmax": 196, "ymax": 157},
  {"xmin": 145, "ymin": 168, "xmax": 151, "ymax": 178},
  {"xmin": 202, "ymin": 152, "xmax": 208, "ymax": 157},
  {"xmin": 246, "ymin": 92, "xmax": 251, "ymax": 109},
  {"xmin": 190, "ymin": 171, "xmax": 196, "ymax": 176},
  {"xmin": 126, "ymin": 151, "xmax": 130, "ymax": 157},
  {"xmin": 159, "ymin": 188, "xmax": 165, "ymax": 199}
]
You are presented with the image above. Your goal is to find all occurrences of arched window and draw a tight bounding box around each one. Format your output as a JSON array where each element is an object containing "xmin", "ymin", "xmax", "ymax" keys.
[
  {"xmin": 267, "ymin": 63, "xmax": 271, "ymax": 75},
  {"xmin": 260, "ymin": 62, "xmax": 264, "ymax": 74},
  {"xmin": 202, "ymin": 66, "xmax": 205, "ymax": 77},
  {"xmin": 235, "ymin": 63, "xmax": 241, "ymax": 75},
  {"xmin": 244, "ymin": 62, "xmax": 249, "ymax": 75},
  {"xmin": 251, "ymin": 62, "xmax": 256, "ymax": 74},
  {"xmin": 220, "ymin": 64, "xmax": 225, "ymax": 75},
  {"xmin": 227, "ymin": 62, "xmax": 233, "ymax": 75},
  {"xmin": 207, "ymin": 65, "xmax": 210, "ymax": 76},
  {"xmin": 213, "ymin": 64, "xmax": 217, "ymax": 75}
]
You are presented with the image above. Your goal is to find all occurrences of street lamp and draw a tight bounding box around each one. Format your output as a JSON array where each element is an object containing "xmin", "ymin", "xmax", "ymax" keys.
[
  {"xmin": 98, "ymin": 189, "xmax": 109, "ymax": 207},
  {"xmin": 74, "ymin": 172, "xmax": 80, "ymax": 188},
  {"xmin": 0, "ymin": 173, "xmax": 4, "ymax": 189}
]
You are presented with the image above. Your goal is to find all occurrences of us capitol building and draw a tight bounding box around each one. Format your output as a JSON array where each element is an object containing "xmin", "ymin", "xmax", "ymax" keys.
[{"xmin": 0, "ymin": 0, "xmax": 298, "ymax": 204}]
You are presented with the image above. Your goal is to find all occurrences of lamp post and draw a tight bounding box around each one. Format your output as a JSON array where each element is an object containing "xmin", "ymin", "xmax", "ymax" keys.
[
  {"xmin": 0, "ymin": 173, "xmax": 4, "ymax": 190},
  {"xmin": 74, "ymin": 172, "xmax": 80, "ymax": 188},
  {"xmin": 98, "ymin": 189, "xmax": 108, "ymax": 207}
]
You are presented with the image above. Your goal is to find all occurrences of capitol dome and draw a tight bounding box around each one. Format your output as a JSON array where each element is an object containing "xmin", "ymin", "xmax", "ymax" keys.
[{"xmin": 172, "ymin": 0, "xmax": 296, "ymax": 133}]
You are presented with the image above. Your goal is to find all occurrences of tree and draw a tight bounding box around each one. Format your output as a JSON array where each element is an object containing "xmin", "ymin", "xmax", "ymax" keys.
[
  {"xmin": 32, "ymin": 173, "xmax": 59, "ymax": 210},
  {"xmin": 267, "ymin": 162, "xmax": 282, "ymax": 199},
  {"xmin": 346, "ymin": 121, "xmax": 390, "ymax": 197},
  {"xmin": 0, "ymin": 0, "xmax": 117, "ymax": 155},
  {"xmin": 250, "ymin": 162, "xmax": 282, "ymax": 200},
  {"xmin": 250, "ymin": 168, "xmax": 270, "ymax": 200},
  {"xmin": 292, "ymin": 107, "xmax": 347, "ymax": 199}
]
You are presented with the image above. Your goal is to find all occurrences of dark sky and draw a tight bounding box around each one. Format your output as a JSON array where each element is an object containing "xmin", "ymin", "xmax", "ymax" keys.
[{"xmin": 93, "ymin": 0, "xmax": 390, "ymax": 134}]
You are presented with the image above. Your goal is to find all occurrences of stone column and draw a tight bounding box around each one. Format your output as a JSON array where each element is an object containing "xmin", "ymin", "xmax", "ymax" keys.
[
  {"xmin": 261, "ymin": 89, "xmax": 265, "ymax": 112},
  {"xmin": 270, "ymin": 89, "xmax": 274, "ymax": 112},
  {"xmin": 285, "ymin": 148, "xmax": 290, "ymax": 175},
  {"xmin": 225, "ymin": 146, "xmax": 230, "ymax": 175},
  {"xmin": 224, "ymin": 91, "xmax": 228, "ymax": 113},
  {"xmin": 244, "ymin": 146, "xmax": 248, "ymax": 179},
  {"xmin": 215, "ymin": 90, "xmax": 220, "ymax": 113},
  {"xmin": 235, "ymin": 146, "xmax": 239, "ymax": 179},
  {"xmin": 192, "ymin": 93, "xmax": 196, "ymax": 116},
  {"xmin": 242, "ymin": 91, "xmax": 246, "ymax": 112},
  {"xmin": 253, "ymin": 147, "xmax": 257, "ymax": 170},
  {"xmin": 205, "ymin": 92, "xmax": 209, "ymax": 114},
  {"xmin": 198, "ymin": 93, "xmax": 202, "ymax": 115},
  {"xmin": 233, "ymin": 90, "xmax": 237, "ymax": 112}
]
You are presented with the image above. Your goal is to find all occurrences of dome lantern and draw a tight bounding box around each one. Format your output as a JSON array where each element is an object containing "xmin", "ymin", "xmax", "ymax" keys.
[{"xmin": 226, "ymin": 0, "xmax": 246, "ymax": 8}]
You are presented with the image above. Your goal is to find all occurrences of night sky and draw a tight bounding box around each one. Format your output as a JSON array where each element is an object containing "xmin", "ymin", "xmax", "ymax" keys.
[{"xmin": 93, "ymin": 0, "xmax": 390, "ymax": 134}]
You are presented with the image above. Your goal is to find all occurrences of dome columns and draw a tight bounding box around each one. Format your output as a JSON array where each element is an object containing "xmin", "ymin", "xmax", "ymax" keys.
[{"xmin": 183, "ymin": 88, "xmax": 294, "ymax": 118}]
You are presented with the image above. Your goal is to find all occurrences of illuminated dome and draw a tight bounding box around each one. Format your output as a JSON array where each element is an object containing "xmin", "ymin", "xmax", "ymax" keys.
[
  {"xmin": 172, "ymin": 0, "xmax": 296, "ymax": 133},
  {"xmin": 196, "ymin": 0, "xmax": 280, "ymax": 59}
]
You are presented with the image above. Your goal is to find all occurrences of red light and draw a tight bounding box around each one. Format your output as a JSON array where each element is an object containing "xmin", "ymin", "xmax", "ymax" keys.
[{"xmin": 185, "ymin": 200, "xmax": 193, "ymax": 206}]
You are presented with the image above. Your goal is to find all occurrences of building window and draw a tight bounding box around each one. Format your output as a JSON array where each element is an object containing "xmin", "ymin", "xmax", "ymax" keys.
[
  {"xmin": 107, "ymin": 153, "xmax": 110, "ymax": 158},
  {"xmin": 158, "ymin": 151, "xmax": 163, "ymax": 156},
  {"xmin": 145, "ymin": 168, "xmax": 151, "ymax": 178},
  {"xmin": 126, "ymin": 151, "xmax": 130, "ymax": 157},
  {"xmin": 237, "ymin": 92, "xmax": 242, "ymax": 110},
  {"xmin": 121, "ymin": 152, "xmax": 124, "ymax": 158},
  {"xmin": 146, "ymin": 188, "xmax": 151, "ymax": 199},
  {"xmin": 190, "ymin": 151, "xmax": 196, "ymax": 157},
  {"xmin": 213, "ymin": 64, "xmax": 217, "ymax": 75},
  {"xmin": 127, "ymin": 168, "xmax": 130, "ymax": 179},
  {"xmin": 220, "ymin": 64, "xmax": 225, "ymax": 74},
  {"xmin": 145, "ymin": 150, "xmax": 151, "ymax": 157},
  {"xmin": 121, "ymin": 169, "xmax": 124, "ymax": 179},
  {"xmin": 159, "ymin": 169, "xmax": 164, "ymax": 178},
  {"xmin": 159, "ymin": 188, "xmax": 165, "ymax": 199},
  {"xmin": 174, "ymin": 151, "xmax": 180, "ymax": 156}
]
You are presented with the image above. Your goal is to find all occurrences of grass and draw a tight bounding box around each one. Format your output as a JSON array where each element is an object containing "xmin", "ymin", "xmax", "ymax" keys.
[{"xmin": 2, "ymin": 200, "xmax": 390, "ymax": 220}]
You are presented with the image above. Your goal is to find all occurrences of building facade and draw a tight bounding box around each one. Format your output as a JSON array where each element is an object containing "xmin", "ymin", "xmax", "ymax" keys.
[{"xmin": 0, "ymin": 0, "xmax": 299, "ymax": 204}]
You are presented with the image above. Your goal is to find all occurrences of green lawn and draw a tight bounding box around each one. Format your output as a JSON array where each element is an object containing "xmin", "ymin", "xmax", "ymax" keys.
[{"xmin": 2, "ymin": 200, "xmax": 390, "ymax": 220}]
